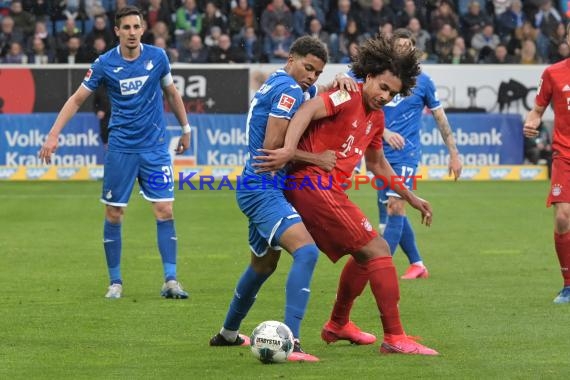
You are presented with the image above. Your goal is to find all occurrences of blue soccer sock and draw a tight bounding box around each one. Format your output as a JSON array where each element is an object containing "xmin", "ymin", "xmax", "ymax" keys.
[
  {"xmin": 224, "ymin": 265, "xmax": 271, "ymax": 331},
  {"xmin": 400, "ymin": 216, "xmax": 422, "ymax": 265},
  {"xmin": 284, "ymin": 244, "xmax": 319, "ymax": 339},
  {"xmin": 157, "ymin": 219, "xmax": 177, "ymax": 281},
  {"xmin": 103, "ymin": 220, "xmax": 122, "ymax": 285},
  {"xmin": 383, "ymin": 215, "xmax": 405, "ymax": 255},
  {"xmin": 378, "ymin": 200, "xmax": 388, "ymax": 227}
]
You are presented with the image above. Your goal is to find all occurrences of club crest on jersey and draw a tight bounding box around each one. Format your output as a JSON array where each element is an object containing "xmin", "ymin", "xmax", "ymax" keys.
[
  {"xmin": 144, "ymin": 60, "xmax": 154, "ymax": 71},
  {"xmin": 84, "ymin": 69, "xmax": 93, "ymax": 81},
  {"xmin": 365, "ymin": 121, "xmax": 372, "ymax": 135},
  {"xmin": 120, "ymin": 75, "xmax": 149, "ymax": 95},
  {"xmin": 277, "ymin": 94, "xmax": 296, "ymax": 112},
  {"xmin": 361, "ymin": 217, "xmax": 373, "ymax": 232},
  {"xmin": 329, "ymin": 90, "xmax": 351, "ymax": 106},
  {"xmin": 552, "ymin": 184, "xmax": 562, "ymax": 197}
]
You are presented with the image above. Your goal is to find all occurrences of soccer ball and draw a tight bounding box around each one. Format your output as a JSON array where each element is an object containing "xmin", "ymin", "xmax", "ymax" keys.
[{"xmin": 250, "ymin": 320, "xmax": 294, "ymax": 364}]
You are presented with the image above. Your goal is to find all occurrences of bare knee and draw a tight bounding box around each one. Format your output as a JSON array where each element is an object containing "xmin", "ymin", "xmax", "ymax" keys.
[
  {"xmin": 250, "ymin": 249, "xmax": 280, "ymax": 275},
  {"xmin": 353, "ymin": 237, "xmax": 391, "ymax": 263},
  {"xmin": 554, "ymin": 204, "xmax": 570, "ymax": 234},
  {"xmin": 105, "ymin": 205, "xmax": 124, "ymax": 224},
  {"xmin": 153, "ymin": 202, "xmax": 174, "ymax": 220},
  {"xmin": 387, "ymin": 197, "xmax": 406, "ymax": 216}
]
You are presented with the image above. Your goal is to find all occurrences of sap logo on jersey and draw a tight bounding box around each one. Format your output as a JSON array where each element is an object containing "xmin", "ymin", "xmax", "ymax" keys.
[{"xmin": 120, "ymin": 75, "xmax": 149, "ymax": 95}]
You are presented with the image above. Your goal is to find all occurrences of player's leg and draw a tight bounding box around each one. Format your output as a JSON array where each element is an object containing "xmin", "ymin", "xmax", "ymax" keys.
[
  {"xmin": 354, "ymin": 238, "xmax": 438, "ymax": 355},
  {"xmin": 100, "ymin": 151, "xmax": 138, "ymax": 298},
  {"xmin": 553, "ymin": 202, "xmax": 570, "ymax": 303},
  {"xmin": 139, "ymin": 151, "xmax": 187, "ymax": 298},
  {"xmin": 376, "ymin": 180, "xmax": 389, "ymax": 234}
]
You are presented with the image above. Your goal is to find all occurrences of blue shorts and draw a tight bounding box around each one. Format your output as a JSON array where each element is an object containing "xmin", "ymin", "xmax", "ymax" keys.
[
  {"xmin": 101, "ymin": 149, "xmax": 174, "ymax": 206},
  {"xmin": 236, "ymin": 188, "xmax": 301, "ymax": 257},
  {"xmin": 376, "ymin": 162, "xmax": 418, "ymax": 200}
]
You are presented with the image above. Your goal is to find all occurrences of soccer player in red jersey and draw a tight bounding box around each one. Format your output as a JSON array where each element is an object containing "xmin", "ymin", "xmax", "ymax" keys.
[
  {"xmin": 524, "ymin": 23, "xmax": 570, "ymax": 304},
  {"xmin": 254, "ymin": 35, "xmax": 439, "ymax": 355}
]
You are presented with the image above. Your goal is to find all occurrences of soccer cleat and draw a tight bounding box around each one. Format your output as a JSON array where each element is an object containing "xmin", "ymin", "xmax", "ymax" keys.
[
  {"xmin": 160, "ymin": 280, "xmax": 189, "ymax": 299},
  {"xmin": 321, "ymin": 320, "xmax": 377, "ymax": 345},
  {"xmin": 400, "ymin": 264, "xmax": 429, "ymax": 279},
  {"xmin": 105, "ymin": 283, "xmax": 122, "ymax": 299},
  {"xmin": 209, "ymin": 333, "xmax": 250, "ymax": 346},
  {"xmin": 380, "ymin": 334, "xmax": 439, "ymax": 356},
  {"xmin": 553, "ymin": 286, "xmax": 570, "ymax": 304},
  {"xmin": 288, "ymin": 340, "xmax": 319, "ymax": 362}
]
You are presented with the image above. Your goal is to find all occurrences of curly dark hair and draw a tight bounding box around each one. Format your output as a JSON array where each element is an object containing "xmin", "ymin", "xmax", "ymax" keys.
[
  {"xmin": 351, "ymin": 35, "xmax": 420, "ymax": 97},
  {"xmin": 289, "ymin": 36, "xmax": 329, "ymax": 64}
]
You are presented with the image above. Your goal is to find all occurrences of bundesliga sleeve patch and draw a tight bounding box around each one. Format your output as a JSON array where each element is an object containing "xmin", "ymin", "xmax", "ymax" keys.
[
  {"xmin": 277, "ymin": 94, "xmax": 296, "ymax": 112},
  {"xmin": 84, "ymin": 69, "xmax": 92, "ymax": 82},
  {"xmin": 329, "ymin": 90, "xmax": 351, "ymax": 106}
]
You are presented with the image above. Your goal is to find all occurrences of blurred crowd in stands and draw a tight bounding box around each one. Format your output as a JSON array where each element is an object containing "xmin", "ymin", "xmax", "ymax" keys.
[{"xmin": 0, "ymin": 0, "xmax": 569, "ymax": 65}]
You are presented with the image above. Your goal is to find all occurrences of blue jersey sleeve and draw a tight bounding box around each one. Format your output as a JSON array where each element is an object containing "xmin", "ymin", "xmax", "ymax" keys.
[
  {"xmin": 82, "ymin": 57, "xmax": 104, "ymax": 92},
  {"xmin": 423, "ymin": 74, "xmax": 442, "ymax": 111},
  {"xmin": 268, "ymin": 83, "xmax": 304, "ymax": 120}
]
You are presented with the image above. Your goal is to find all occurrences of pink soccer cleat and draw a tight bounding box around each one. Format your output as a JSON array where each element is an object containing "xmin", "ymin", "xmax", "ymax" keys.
[
  {"xmin": 380, "ymin": 334, "xmax": 439, "ymax": 356},
  {"xmin": 400, "ymin": 264, "xmax": 429, "ymax": 279},
  {"xmin": 321, "ymin": 320, "xmax": 377, "ymax": 345},
  {"xmin": 288, "ymin": 340, "xmax": 319, "ymax": 362}
]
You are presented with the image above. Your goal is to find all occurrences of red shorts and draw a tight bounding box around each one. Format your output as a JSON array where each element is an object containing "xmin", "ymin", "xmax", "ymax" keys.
[
  {"xmin": 285, "ymin": 180, "xmax": 378, "ymax": 263},
  {"xmin": 547, "ymin": 157, "xmax": 570, "ymax": 207}
]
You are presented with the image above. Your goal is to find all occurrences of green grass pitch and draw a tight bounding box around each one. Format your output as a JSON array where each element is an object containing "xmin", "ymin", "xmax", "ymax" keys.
[{"xmin": 1, "ymin": 180, "xmax": 569, "ymax": 379}]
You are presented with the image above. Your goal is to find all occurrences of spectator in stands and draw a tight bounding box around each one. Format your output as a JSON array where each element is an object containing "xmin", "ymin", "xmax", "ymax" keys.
[
  {"xmin": 327, "ymin": 0, "xmax": 359, "ymax": 62},
  {"xmin": 407, "ymin": 17, "xmax": 431, "ymax": 61},
  {"xmin": 550, "ymin": 40, "xmax": 570, "ymax": 63},
  {"xmin": 439, "ymin": 34, "xmax": 475, "ymax": 63},
  {"xmin": 307, "ymin": 17, "xmax": 330, "ymax": 48},
  {"xmin": 292, "ymin": 0, "xmax": 325, "ymax": 38},
  {"xmin": 484, "ymin": 42, "xmax": 517, "ymax": 63},
  {"xmin": 495, "ymin": 0, "xmax": 526, "ymax": 41},
  {"xmin": 547, "ymin": 22, "xmax": 568, "ymax": 62},
  {"xmin": 260, "ymin": 0, "xmax": 293, "ymax": 36},
  {"xmin": 146, "ymin": 20, "xmax": 172, "ymax": 46},
  {"xmin": 519, "ymin": 37, "xmax": 542, "ymax": 63},
  {"xmin": 228, "ymin": 0, "xmax": 256, "ymax": 37},
  {"xmin": 491, "ymin": 0, "xmax": 512, "ymax": 16},
  {"xmin": 236, "ymin": 25, "xmax": 265, "ymax": 63},
  {"xmin": 264, "ymin": 21, "xmax": 294, "ymax": 63},
  {"xmin": 201, "ymin": 0, "xmax": 228, "ymax": 39},
  {"xmin": 82, "ymin": 35, "xmax": 109, "ymax": 62},
  {"xmin": 0, "ymin": 15, "xmax": 25, "ymax": 58},
  {"xmin": 52, "ymin": 0, "xmax": 87, "ymax": 21},
  {"xmin": 85, "ymin": 0, "xmax": 106, "ymax": 19},
  {"xmin": 143, "ymin": 0, "xmax": 172, "ymax": 32},
  {"xmin": 471, "ymin": 23, "xmax": 500, "ymax": 62},
  {"xmin": 9, "ymin": 0, "xmax": 35, "ymax": 38},
  {"xmin": 57, "ymin": 35, "xmax": 88, "ymax": 63},
  {"xmin": 507, "ymin": 20, "xmax": 538, "ymax": 57},
  {"xmin": 208, "ymin": 32, "xmax": 245, "ymax": 63},
  {"xmin": 203, "ymin": 24, "xmax": 222, "ymax": 47},
  {"xmin": 153, "ymin": 35, "xmax": 179, "ymax": 62},
  {"xmin": 26, "ymin": 20, "xmax": 56, "ymax": 56},
  {"xmin": 27, "ymin": 35, "xmax": 55, "ymax": 63},
  {"xmin": 2, "ymin": 40, "xmax": 27, "ymax": 63},
  {"xmin": 338, "ymin": 39, "xmax": 358, "ymax": 63},
  {"xmin": 429, "ymin": 0, "xmax": 460, "ymax": 34},
  {"xmin": 26, "ymin": 0, "xmax": 51, "ymax": 21},
  {"xmin": 460, "ymin": 0, "xmax": 491, "ymax": 48},
  {"xmin": 335, "ymin": 17, "xmax": 365, "ymax": 63},
  {"xmin": 175, "ymin": 0, "xmax": 203, "ymax": 36},
  {"xmin": 85, "ymin": 14, "xmax": 115, "ymax": 48},
  {"xmin": 55, "ymin": 17, "xmax": 83, "ymax": 54},
  {"xmin": 533, "ymin": 0, "xmax": 562, "ymax": 61},
  {"xmin": 433, "ymin": 23, "xmax": 458, "ymax": 62},
  {"xmin": 395, "ymin": 0, "xmax": 426, "ymax": 29},
  {"xmin": 361, "ymin": 0, "xmax": 396, "ymax": 37},
  {"xmin": 178, "ymin": 32, "xmax": 209, "ymax": 63}
]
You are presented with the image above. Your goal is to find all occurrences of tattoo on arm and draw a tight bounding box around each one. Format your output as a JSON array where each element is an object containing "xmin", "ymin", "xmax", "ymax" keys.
[{"xmin": 434, "ymin": 110, "xmax": 459, "ymax": 155}]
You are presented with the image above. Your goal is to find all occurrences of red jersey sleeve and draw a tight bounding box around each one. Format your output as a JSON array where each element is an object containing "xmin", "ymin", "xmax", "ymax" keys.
[
  {"xmin": 320, "ymin": 88, "xmax": 359, "ymax": 117},
  {"xmin": 535, "ymin": 68, "xmax": 553, "ymax": 108}
]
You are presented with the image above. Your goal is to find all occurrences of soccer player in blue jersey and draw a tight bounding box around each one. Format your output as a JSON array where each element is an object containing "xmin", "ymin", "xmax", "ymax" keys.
[
  {"xmin": 38, "ymin": 6, "xmax": 191, "ymax": 299},
  {"xmin": 378, "ymin": 29, "xmax": 462, "ymax": 279},
  {"xmin": 209, "ymin": 36, "xmax": 335, "ymax": 362}
]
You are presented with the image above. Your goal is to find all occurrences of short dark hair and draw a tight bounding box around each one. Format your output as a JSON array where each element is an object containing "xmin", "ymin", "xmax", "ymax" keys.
[
  {"xmin": 115, "ymin": 5, "xmax": 142, "ymax": 27},
  {"xmin": 289, "ymin": 36, "xmax": 328, "ymax": 64},
  {"xmin": 351, "ymin": 34, "xmax": 421, "ymax": 97}
]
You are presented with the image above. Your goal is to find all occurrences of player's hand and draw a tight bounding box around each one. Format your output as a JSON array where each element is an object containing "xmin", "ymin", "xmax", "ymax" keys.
[
  {"xmin": 315, "ymin": 150, "xmax": 337, "ymax": 172},
  {"xmin": 333, "ymin": 74, "xmax": 359, "ymax": 92},
  {"xmin": 408, "ymin": 195, "xmax": 432, "ymax": 227},
  {"xmin": 175, "ymin": 133, "xmax": 190, "ymax": 155},
  {"xmin": 38, "ymin": 133, "xmax": 59, "ymax": 164},
  {"xmin": 253, "ymin": 147, "xmax": 295, "ymax": 173},
  {"xmin": 523, "ymin": 118, "xmax": 540, "ymax": 138},
  {"xmin": 384, "ymin": 130, "xmax": 405, "ymax": 150},
  {"xmin": 449, "ymin": 155, "xmax": 462, "ymax": 181}
]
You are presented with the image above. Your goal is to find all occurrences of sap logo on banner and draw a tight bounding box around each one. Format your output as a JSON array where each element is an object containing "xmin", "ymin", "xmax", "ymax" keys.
[
  {"xmin": 26, "ymin": 167, "xmax": 49, "ymax": 179},
  {"xmin": 520, "ymin": 168, "xmax": 543, "ymax": 180},
  {"xmin": 0, "ymin": 168, "xmax": 17, "ymax": 179},
  {"xmin": 57, "ymin": 167, "xmax": 79, "ymax": 179},
  {"xmin": 212, "ymin": 167, "xmax": 234, "ymax": 178},
  {"xmin": 89, "ymin": 167, "xmax": 104, "ymax": 179},
  {"xmin": 490, "ymin": 168, "xmax": 511, "ymax": 179},
  {"xmin": 461, "ymin": 168, "xmax": 480, "ymax": 179},
  {"xmin": 120, "ymin": 76, "xmax": 149, "ymax": 95},
  {"xmin": 428, "ymin": 168, "xmax": 448, "ymax": 179}
]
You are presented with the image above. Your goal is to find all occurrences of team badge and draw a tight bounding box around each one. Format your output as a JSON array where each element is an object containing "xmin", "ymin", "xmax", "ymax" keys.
[
  {"xmin": 106, "ymin": 190, "xmax": 113, "ymax": 200},
  {"xmin": 361, "ymin": 217, "xmax": 373, "ymax": 232},
  {"xmin": 552, "ymin": 184, "xmax": 562, "ymax": 197},
  {"xmin": 277, "ymin": 94, "xmax": 296, "ymax": 112},
  {"xmin": 365, "ymin": 121, "xmax": 372, "ymax": 135}
]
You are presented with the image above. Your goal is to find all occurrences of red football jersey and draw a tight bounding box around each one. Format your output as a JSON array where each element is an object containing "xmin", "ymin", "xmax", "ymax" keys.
[
  {"xmin": 535, "ymin": 59, "xmax": 570, "ymax": 158},
  {"xmin": 292, "ymin": 85, "xmax": 385, "ymax": 179}
]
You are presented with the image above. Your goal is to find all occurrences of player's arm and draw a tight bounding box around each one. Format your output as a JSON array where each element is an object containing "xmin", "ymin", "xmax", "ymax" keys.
[
  {"xmin": 383, "ymin": 127, "xmax": 405, "ymax": 149},
  {"xmin": 365, "ymin": 147, "xmax": 432, "ymax": 226},
  {"xmin": 524, "ymin": 104, "xmax": 547, "ymax": 138},
  {"xmin": 432, "ymin": 108, "xmax": 462, "ymax": 180},
  {"xmin": 38, "ymin": 85, "xmax": 91, "ymax": 164},
  {"xmin": 254, "ymin": 96, "xmax": 329, "ymax": 171},
  {"xmin": 163, "ymin": 82, "xmax": 190, "ymax": 154},
  {"xmin": 293, "ymin": 149, "xmax": 336, "ymax": 172},
  {"xmin": 318, "ymin": 72, "xmax": 359, "ymax": 93}
]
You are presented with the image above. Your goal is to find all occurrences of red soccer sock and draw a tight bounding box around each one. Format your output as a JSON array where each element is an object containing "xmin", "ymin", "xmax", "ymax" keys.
[
  {"xmin": 366, "ymin": 256, "xmax": 404, "ymax": 336},
  {"xmin": 330, "ymin": 256, "xmax": 369, "ymax": 326},
  {"xmin": 554, "ymin": 232, "xmax": 570, "ymax": 286}
]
